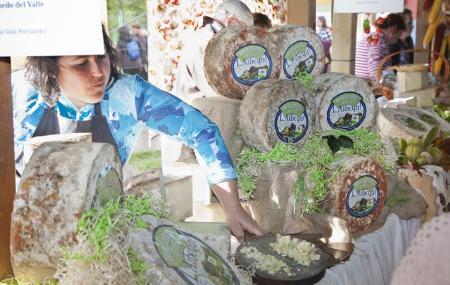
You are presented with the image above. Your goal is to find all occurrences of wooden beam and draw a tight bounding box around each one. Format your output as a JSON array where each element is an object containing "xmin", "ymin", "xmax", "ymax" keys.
[
  {"xmin": 331, "ymin": 13, "xmax": 357, "ymax": 74},
  {"xmin": 287, "ymin": 0, "xmax": 316, "ymax": 29},
  {"xmin": 0, "ymin": 57, "xmax": 14, "ymax": 279}
]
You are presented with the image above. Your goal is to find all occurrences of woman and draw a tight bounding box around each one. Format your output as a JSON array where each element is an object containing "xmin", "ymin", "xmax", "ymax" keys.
[
  {"xmin": 316, "ymin": 16, "xmax": 332, "ymax": 72},
  {"xmin": 117, "ymin": 25, "xmax": 146, "ymax": 79},
  {"xmin": 12, "ymin": 26, "xmax": 262, "ymax": 241},
  {"xmin": 398, "ymin": 9, "xmax": 415, "ymax": 65},
  {"xmin": 355, "ymin": 13, "xmax": 406, "ymax": 81}
]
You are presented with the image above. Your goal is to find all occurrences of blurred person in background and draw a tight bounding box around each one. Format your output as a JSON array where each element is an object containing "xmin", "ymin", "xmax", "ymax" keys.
[
  {"xmin": 117, "ymin": 25, "xmax": 146, "ymax": 79},
  {"xmin": 175, "ymin": 0, "xmax": 253, "ymax": 103},
  {"xmin": 388, "ymin": 9, "xmax": 414, "ymax": 66},
  {"xmin": 316, "ymin": 16, "xmax": 332, "ymax": 72},
  {"xmin": 131, "ymin": 23, "xmax": 148, "ymax": 80},
  {"xmin": 398, "ymin": 9, "xmax": 415, "ymax": 65},
  {"xmin": 174, "ymin": 0, "xmax": 253, "ymax": 162},
  {"xmin": 355, "ymin": 13, "xmax": 406, "ymax": 81}
]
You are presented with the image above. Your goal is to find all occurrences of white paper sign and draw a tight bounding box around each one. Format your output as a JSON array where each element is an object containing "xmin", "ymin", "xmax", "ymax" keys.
[
  {"xmin": 0, "ymin": 0, "xmax": 104, "ymax": 56},
  {"xmin": 334, "ymin": 0, "xmax": 404, "ymax": 13}
]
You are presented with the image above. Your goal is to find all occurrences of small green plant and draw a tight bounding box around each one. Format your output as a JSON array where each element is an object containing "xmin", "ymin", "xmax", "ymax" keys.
[
  {"xmin": 128, "ymin": 150, "xmax": 161, "ymax": 171},
  {"xmin": 236, "ymin": 128, "xmax": 395, "ymax": 214},
  {"xmin": 64, "ymin": 193, "xmax": 170, "ymax": 283},
  {"xmin": 236, "ymin": 143, "xmax": 300, "ymax": 199},
  {"xmin": 294, "ymin": 71, "xmax": 314, "ymax": 93},
  {"xmin": 128, "ymin": 248, "xmax": 150, "ymax": 285},
  {"xmin": 70, "ymin": 199, "xmax": 122, "ymax": 262},
  {"xmin": 434, "ymin": 103, "xmax": 450, "ymax": 122}
]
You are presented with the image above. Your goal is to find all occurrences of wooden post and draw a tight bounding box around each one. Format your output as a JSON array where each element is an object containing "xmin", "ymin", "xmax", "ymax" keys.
[
  {"xmin": 415, "ymin": 0, "xmax": 428, "ymax": 64},
  {"xmin": 287, "ymin": 0, "xmax": 316, "ymax": 29},
  {"xmin": 331, "ymin": 13, "xmax": 357, "ymax": 74},
  {"xmin": 0, "ymin": 57, "xmax": 14, "ymax": 279}
]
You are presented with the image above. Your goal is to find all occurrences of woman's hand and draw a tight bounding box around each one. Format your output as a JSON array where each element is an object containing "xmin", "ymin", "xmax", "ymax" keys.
[
  {"xmin": 225, "ymin": 204, "xmax": 263, "ymax": 242},
  {"xmin": 211, "ymin": 180, "xmax": 263, "ymax": 242}
]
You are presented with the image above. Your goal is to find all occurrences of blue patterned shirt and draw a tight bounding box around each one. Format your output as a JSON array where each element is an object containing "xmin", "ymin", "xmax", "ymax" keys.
[{"xmin": 12, "ymin": 71, "xmax": 237, "ymax": 185}]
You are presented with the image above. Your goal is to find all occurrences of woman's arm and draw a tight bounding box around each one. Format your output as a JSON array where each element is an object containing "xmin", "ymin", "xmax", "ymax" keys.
[
  {"xmin": 133, "ymin": 76, "xmax": 263, "ymax": 239},
  {"xmin": 212, "ymin": 180, "xmax": 263, "ymax": 241}
]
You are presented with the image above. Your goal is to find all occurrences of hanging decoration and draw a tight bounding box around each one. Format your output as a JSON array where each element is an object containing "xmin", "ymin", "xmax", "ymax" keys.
[{"xmin": 366, "ymin": 16, "xmax": 384, "ymax": 45}]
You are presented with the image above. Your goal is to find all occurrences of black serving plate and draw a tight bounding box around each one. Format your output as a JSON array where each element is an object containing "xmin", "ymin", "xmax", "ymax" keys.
[{"xmin": 235, "ymin": 234, "xmax": 329, "ymax": 285}]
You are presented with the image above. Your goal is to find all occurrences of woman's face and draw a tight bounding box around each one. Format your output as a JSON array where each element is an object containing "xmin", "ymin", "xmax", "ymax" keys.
[
  {"xmin": 57, "ymin": 54, "xmax": 111, "ymax": 109},
  {"xmin": 384, "ymin": 26, "xmax": 401, "ymax": 44},
  {"xmin": 316, "ymin": 19, "xmax": 323, "ymax": 28}
]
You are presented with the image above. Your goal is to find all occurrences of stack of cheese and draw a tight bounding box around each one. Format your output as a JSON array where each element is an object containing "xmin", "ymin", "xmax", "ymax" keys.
[
  {"xmin": 205, "ymin": 25, "xmax": 324, "ymax": 99},
  {"xmin": 392, "ymin": 64, "xmax": 437, "ymax": 108}
]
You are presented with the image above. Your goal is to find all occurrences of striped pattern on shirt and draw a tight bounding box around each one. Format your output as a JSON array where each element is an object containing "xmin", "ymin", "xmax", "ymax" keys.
[{"xmin": 355, "ymin": 33, "xmax": 391, "ymax": 81}]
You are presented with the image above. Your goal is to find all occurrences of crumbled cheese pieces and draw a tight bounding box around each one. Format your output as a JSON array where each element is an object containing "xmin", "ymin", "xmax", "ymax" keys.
[
  {"xmin": 270, "ymin": 234, "xmax": 320, "ymax": 267},
  {"xmin": 240, "ymin": 246, "xmax": 292, "ymax": 276}
]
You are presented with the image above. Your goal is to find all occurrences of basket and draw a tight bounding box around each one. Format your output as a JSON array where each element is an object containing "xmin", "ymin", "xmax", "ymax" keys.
[{"xmin": 375, "ymin": 48, "xmax": 449, "ymax": 100}]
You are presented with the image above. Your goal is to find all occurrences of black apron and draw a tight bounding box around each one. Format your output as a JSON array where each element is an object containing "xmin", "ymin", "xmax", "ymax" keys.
[{"xmin": 16, "ymin": 102, "xmax": 120, "ymax": 176}]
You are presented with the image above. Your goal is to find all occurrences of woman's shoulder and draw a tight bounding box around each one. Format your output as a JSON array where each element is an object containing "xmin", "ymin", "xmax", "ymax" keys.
[{"xmin": 107, "ymin": 74, "xmax": 166, "ymax": 101}]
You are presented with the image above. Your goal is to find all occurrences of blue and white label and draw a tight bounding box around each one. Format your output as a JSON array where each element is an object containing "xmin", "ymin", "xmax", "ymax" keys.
[
  {"xmin": 327, "ymin": 92, "xmax": 367, "ymax": 130},
  {"xmin": 274, "ymin": 100, "xmax": 309, "ymax": 143},
  {"xmin": 231, "ymin": 44, "xmax": 272, "ymax": 86},
  {"xmin": 283, "ymin": 40, "xmax": 317, "ymax": 79},
  {"xmin": 345, "ymin": 175, "xmax": 380, "ymax": 218}
]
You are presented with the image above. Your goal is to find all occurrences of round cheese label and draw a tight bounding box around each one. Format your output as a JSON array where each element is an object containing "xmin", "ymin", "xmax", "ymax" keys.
[
  {"xmin": 283, "ymin": 40, "xmax": 317, "ymax": 79},
  {"xmin": 394, "ymin": 114, "xmax": 427, "ymax": 131},
  {"xmin": 153, "ymin": 225, "xmax": 240, "ymax": 285},
  {"xmin": 327, "ymin": 92, "xmax": 367, "ymax": 130},
  {"xmin": 94, "ymin": 167, "xmax": 122, "ymax": 207},
  {"xmin": 274, "ymin": 100, "xmax": 309, "ymax": 143},
  {"xmin": 231, "ymin": 44, "xmax": 272, "ymax": 86},
  {"xmin": 345, "ymin": 175, "xmax": 380, "ymax": 218}
]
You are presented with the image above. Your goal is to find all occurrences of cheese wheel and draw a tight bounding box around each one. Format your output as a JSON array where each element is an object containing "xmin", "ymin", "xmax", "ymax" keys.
[
  {"xmin": 396, "ymin": 106, "xmax": 450, "ymax": 132},
  {"xmin": 11, "ymin": 142, "xmax": 123, "ymax": 282},
  {"xmin": 315, "ymin": 73, "xmax": 378, "ymax": 131},
  {"xmin": 272, "ymin": 25, "xmax": 325, "ymax": 79},
  {"xmin": 204, "ymin": 26, "xmax": 281, "ymax": 99},
  {"xmin": 239, "ymin": 79, "xmax": 315, "ymax": 151},
  {"xmin": 326, "ymin": 156, "xmax": 387, "ymax": 233},
  {"xmin": 23, "ymin": 133, "xmax": 91, "ymax": 165},
  {"xmin": 126, "ymin": 216, "xmax": 247, "ymax": 285},
  {"xmin": 377, "ymin": 108, "xmax": 432, "ymax": 140}
]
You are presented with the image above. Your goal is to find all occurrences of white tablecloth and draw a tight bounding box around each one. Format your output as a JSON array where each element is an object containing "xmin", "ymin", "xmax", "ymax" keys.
[{"xmin": 318, "ymin": 214, "xmax": 421, "ymax": 285}]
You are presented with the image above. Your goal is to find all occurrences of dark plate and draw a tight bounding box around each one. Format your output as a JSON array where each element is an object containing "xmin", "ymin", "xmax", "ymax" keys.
[{"xmin": 235, "ymin": 234, "xmax": 329, "ymax": 284}]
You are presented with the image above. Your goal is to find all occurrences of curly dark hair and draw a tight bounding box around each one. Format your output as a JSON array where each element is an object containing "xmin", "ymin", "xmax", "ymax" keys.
[
  {"xmin": 380, "ymin": 13, "xmax": 406, "ymax": 31},
  {"xmin": 25, "ymin": 24, "xmax": 120, "ymax": 106}
]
